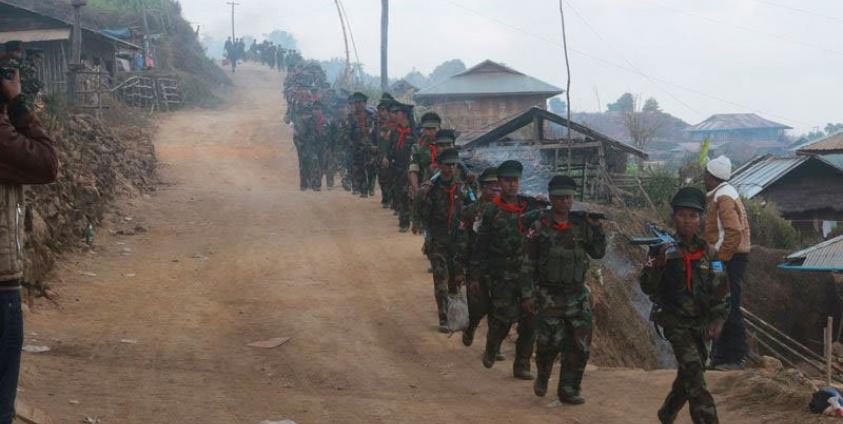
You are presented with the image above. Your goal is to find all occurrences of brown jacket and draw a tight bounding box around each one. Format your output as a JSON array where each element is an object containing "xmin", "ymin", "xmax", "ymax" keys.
[
  {"xmin": 0, "ymin": 96, "xmax": 59, "ymax": 282},
  {"xmin": 704, "ymin": 182, "xmax": 751, "ymax": 261}
]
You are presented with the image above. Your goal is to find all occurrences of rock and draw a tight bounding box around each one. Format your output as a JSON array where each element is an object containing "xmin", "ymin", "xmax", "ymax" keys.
[{"xmin": 22, "ymin": 345, "xmax": 50, "ymax": 353}]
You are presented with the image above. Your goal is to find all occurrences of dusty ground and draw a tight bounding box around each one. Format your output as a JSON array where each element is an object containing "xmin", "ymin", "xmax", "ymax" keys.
[{"xmin": 16, "ymin": 64, "xmax": 814, "ymax": 423}]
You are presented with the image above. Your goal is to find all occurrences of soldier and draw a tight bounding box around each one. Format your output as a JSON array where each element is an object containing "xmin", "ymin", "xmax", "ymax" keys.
[
  {"xmin": 460, "ymin": 167, "xmax": 506, "ymax": 363},
  {"xmin": 409, "ymin": 111, "xmax": 442, "ymax": 197},
  {"xmin": 291, "ymin": 103, "xmax": 314, "ymax": 191},
  {"xmin": 348, "ymin": 92, "xmax": 375, "ymax": 197},
  {"xmin": 470, "ymin": 160, "xmax": 544, "ymax": 380},
  {"xmin": 522, "ymin": 175, "xmax": 606, "ymax": 405},
  {"xmin": 417, "ymin": 148, "xmax": 465, "ymax": 332},
  {"xmin": 387, "ymin": 102, "xmax": 416, "ymax": 232},
  {"xmin": 639, "ymin": 187, "xmax": 730, "ymax": 424},
  {"xmin": 309, "ymin": 102, "xmax": 331, "ymax": 191},
  {"xmin": 375, "ymin": 95, "xmax": 396, "ymax": 208}
]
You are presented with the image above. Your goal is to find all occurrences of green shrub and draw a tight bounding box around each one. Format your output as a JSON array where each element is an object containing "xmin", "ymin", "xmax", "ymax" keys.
[
  {"xmin": 743, "ymin": 197, "xmax": 800, "ymax": 250},
  {"xmin": 642, "ymin": 167, "xmax": 681, "ymax": 207}
]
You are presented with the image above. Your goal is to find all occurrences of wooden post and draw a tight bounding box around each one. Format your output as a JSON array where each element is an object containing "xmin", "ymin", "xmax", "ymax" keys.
[
  {"xmin": 380, "ymin": 0, "xmax": 389, "ymax": 92},
  {"xmin": 827, "ymin": 316, "xmax": 834, "ymax": 387}
]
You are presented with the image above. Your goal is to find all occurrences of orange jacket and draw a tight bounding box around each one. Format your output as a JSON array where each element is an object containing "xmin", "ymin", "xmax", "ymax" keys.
[{"xmin": 704, "ymin": 182, "xmax": 751, "ymax": 261}]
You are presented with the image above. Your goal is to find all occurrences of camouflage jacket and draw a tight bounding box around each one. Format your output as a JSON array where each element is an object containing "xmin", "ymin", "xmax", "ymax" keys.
[
  {"xmin": 638, "ymin": 235, "xmax": 730, "ymax": 327},
  {"xmin": 375, "ymin": 120, "xmax": 394, "ymax": 157},
  {"xmin": 456, "ymin": 197, "xmax": 489, "ymax": 277},
  {"xmin": 417, "ymin": 176, "xmax": 465, "ymax": 241},
  {"xmin": 470, "ymin": 196, "xmax": 544, "ymax": 288},
  {"xmin": 409, "ymin": 134, "xmax": 436, "ymax": 178},
  {"xmin": 521, "ymin": 210, "xmax": 606, "ymax": 300},
  {"xmin": 388, "ymin": 125, "xmax": 416, "ymax": 170},
  {"xmin": 348, "ymin": 109, "xmax": 375, "ymax": 147}
]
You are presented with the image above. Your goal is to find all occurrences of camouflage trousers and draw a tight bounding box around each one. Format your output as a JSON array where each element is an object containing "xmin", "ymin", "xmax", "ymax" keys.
[
  {"xmin": 534, "ymin": 286, "xmax": 593, "ymax": 399},
  {"xmin": 390, "ymin": 169, "xmax": 411, "ymax": 229},
  {"xmin": 485, "ymin": 276, "xmax": 535, "ymax": 372},
  {"xmin": 351, "ymin": 145, "xmax": 374, "ymax": 195},
  {"xmin": 466, "ymin": 277, "xmax": 490, "ymax": 331},
  {"xmin": 293, "ymin": 136, "xmax": 319, "ymax": 190},
  {"xmin": 320, "ymin": 147, "xmax": 336, "ymax": 189},
  {"xmin": 378, "ymin": 161, "xmax": 393, "ymax": 207},
  {"xmin": 335, "ymin": 146, "xmax": 352, "ymax": 191},
  {"xmin": 428, "ymin": 240, "xmax": 460, "ymax": 323},
  {"xmin": 658, "ymin": 322, "xmax": 719, "ymax": 424}
]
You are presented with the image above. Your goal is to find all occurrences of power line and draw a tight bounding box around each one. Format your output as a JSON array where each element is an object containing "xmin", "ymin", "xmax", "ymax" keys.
[
  {"xmin": 337, "ymin": 0, "xmax": 361, "ymax": 64},
  {"xmin": 752, "ymin": 0, "xmax": 843, "ymax": 24},
  {"xmin": 563, "ymin": 0, "xmax": 701, "ymax": 115},
  {"xmin": 439, "ymin": 0, "xmax": 813, "ymax": 128},
  {"xmin": 639, "ymin": 0, "xmax": 843, "ymax": 57}
]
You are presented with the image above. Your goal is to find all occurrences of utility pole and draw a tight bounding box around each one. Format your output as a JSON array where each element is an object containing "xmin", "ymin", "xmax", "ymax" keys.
[
  {"xmin": 558, "ymin": 0, "xmax": 573, "ymax": 173},
  {"xmin": 139, "ymin": 0, "xmax": 150, "ymax": 69},
  {"xmin": 67, "ymin": 0, "xmax": 86, "ymax": 105},
  {"xmin": 380, "ymin": 0, "xmax": 389, "ymax": 92},
  {"xmin": 227, "ymin": 1, "xmax": 240, "ymax": 42}
]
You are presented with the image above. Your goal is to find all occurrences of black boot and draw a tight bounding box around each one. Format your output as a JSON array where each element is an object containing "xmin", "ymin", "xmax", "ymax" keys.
[
  {"xmin": 462, "ymin": 323, "xmax": 477, "ymax": 346},
  {"xmin": 533, "ymin": 350, "xmax": 555, "ymax": 397},
  {"xmin": 513, "ymin": 359, "xmax": 535, "ymax": 380}
]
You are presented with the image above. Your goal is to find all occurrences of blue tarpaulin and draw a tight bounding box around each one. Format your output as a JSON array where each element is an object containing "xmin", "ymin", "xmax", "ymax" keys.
[{"xmin": 101, "ymin": 28, "xmax": 131, "ymax": 40}]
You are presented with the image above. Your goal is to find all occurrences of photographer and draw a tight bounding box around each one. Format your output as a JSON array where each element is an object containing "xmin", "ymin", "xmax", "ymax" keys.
[{"xmin": 0, "ymin": 48, "xmax": 58, "ymax": 423}]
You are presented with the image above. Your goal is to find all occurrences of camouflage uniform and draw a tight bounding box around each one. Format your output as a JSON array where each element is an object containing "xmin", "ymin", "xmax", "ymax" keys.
[
  {"xmin": 522, "ymin": 209, "xmax": 606, "ymax": 401},
  {"xmin": 348, "ymin": 105, "xmax": 376, "ymax": 196},
  {"xmin": 387, "ymin": 109, "xmax": 416, "ymax": 231},
  {"xmin": 375, "ymin": 114, "xmax": 395, "ymax": 207},
  {"xmin": 417, "ymin": 149, "xmax": 465, "ymax": 328},
  {"xmin": 471, "ymin": 188, "xmax": 543, "ymax": 376},
  {"xmin": 639, "ymin": 230, "xmax": 730, "ymax": 423}
]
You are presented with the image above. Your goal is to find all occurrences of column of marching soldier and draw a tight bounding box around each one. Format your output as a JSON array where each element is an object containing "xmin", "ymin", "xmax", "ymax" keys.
[{"xmin": 281, "ymin": 60, "xmax": 729, "ymax": 424}]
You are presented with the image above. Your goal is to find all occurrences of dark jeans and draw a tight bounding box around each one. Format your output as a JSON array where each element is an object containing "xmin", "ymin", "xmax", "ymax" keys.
[
  {"xmin": 712, "ymin": 254, "xmax": 749, "ymax": 364},
  {"xmin": 0, "ymin": 290, "xmax": 23, "ymax": 424}
]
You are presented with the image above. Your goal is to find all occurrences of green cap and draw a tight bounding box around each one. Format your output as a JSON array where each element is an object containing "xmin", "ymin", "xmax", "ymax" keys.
[
  {"xmin": 420, "ymin": 112, "xmax": 442, "ymax": 129},
  {"xmin": 548, "ymin": 175, "xmax": 577, "ymax": 197},
  {"xmin": 389, "ymin": 102, "xmax": 413, "ymax": 115},
  {"xmin": 377, "ymin": 98, "xmax": 396, "ymax": 110},
  {"xmin": 479, "ymin": 167, "xmax": 498, "ymax": 184},
  {"xmin": 381, "ymin": 92, "xmax": 395, "ymax": 101},
  {"xmin": 4, "ymin": 40, "xmax": 22, "ymax": 52},
  {"xmin": 350, "ymin": 92, "xmax": 368, "ymax": 102},
  {"xmin": 670, "ymin": 187, "xmax": 706, "ymax": 212},
  {"xmin": 497, "ymin": 160, "xmax": 523, "ymax": 178},
  {"xmin": 434, "ymin": 129, "xmax": 456, "ymax": 145},
  {"xmin": 437, "ymin": 148, "xmax": 460, "ymax": 165}
]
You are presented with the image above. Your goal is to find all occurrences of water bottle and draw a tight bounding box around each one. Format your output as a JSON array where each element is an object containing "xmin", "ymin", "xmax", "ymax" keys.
[{"xmin": 85, "ymin": 224, "xmax": 94, "ymax": 246}]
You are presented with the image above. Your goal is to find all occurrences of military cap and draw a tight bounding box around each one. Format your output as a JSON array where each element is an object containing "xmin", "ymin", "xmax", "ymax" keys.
[
  {"xmin": 548, "ymin": 175, "xmax": 577, "ymax": 197},
  {"xmin": 437, "ymin": 148, "xmax": 460, "ymax": 165},
  {"xmin": 4, "ymin": 41, "xmax": 22, "ymax": 52},
  {"xmin": 350, "ymin": 92, "xmax": 368, "ymax": 102},
  {"xmin": 389, "ymin": 102, "xmax": 413, "ymax": 115},
  {"xmin": 434, "ymin": 129, "xmax": 457, "ymax": 145},
  {"xmin": 479, "ymin": 167, "xmax": 498, "ymax": 184},
  {"xmin": 377, "ymin": 98, "xmax": 396, "ymax": 110},
  {"xmin": 381, "ymin": 92, "xmax": 395, "ymax": 101},
  {"xmin": 420, "ymin": 112, "xmax": 442, "ymax": 129},
  {"xmin": 497, "ymin": 160, "xmax": 523, "ymax": 178},
  {"xmin": 670, "ymin": 187, "xmax": 706, "ymax": 212}
]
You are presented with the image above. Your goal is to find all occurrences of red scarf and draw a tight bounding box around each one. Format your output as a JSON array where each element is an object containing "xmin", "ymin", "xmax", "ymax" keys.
[
  {"xmin": 356, "ymin": 112, "xmax": 368, "ymax": 132},
  {"xmin": 440, "ymin": 180, "xmax": 458, "ymax": 227},
  {"xmin": 493, "ymin": 196, "xmax": 528, "ymax": 233},
  {"xmin": 542, "ymin": 217, "xmax": 572, "ymax": 233},
  {"xmin": 395, "ymin": 126, "xmax": 412, "ymax": 151},
  {"xmin": 683, "ymin": 249, "xmax": 705, "ymax": 292}
]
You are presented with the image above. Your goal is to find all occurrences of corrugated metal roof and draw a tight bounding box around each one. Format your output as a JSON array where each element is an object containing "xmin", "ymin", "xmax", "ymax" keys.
[
  {"xmin": 415, "ymin": 60, "xmax": 563, "ymax": 98},
  {"xmin": 686, "ymin": 113, "xmax": 792, "ymax": 132},
  {"xmin": 785, "ymin": 234, "xmax": 843, "ymax": 270},
  {"xmin": 797, "ymin": 131, "xmax": 843, "ymax": 155},
  {"xmin": 0, "ymin": 28, "xmax": 70, "ymax": 43},
  {"xmin": 730, "ymin": 155, "xmax": 808, "ymax": 198}
]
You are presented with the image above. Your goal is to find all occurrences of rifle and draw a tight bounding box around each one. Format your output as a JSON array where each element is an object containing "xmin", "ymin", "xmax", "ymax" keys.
[{"xmin": 630, "ymin": 223, "xmax": 678, "ymax": 257}]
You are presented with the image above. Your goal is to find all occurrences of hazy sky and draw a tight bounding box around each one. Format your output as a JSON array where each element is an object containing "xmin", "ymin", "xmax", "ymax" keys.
[{"xmin": 179, "ymin": 0, "xmax": 843, "ymax": 133}]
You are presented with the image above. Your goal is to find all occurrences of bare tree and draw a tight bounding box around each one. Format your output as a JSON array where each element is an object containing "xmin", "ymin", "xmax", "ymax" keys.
[{"xmin": 623, "ymin": 95, "xmax": 664, "ymax": 166}]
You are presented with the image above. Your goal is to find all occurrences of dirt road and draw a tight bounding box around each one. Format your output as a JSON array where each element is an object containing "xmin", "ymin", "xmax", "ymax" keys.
[{"xmin": 19, "ymin": 65, "xmax": 775, "ymax": 423}]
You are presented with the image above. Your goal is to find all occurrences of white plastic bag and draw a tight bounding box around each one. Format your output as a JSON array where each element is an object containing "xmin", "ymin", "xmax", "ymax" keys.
[{"xmin": 446, "ymin": 292, "xmax": 469, "ymax": 333}]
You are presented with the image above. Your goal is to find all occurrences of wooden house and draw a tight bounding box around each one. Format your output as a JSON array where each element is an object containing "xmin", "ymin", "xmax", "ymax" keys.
[
  {"xmin": 731, "ymin": 154, "xmax": 843, "ymax": 239},
  {"xmin": 686, "ymin": 113, "xmax": 792, "ymax": 142},
  {"xmin": 0, "ymin": 0, "xmax": 140, "ymax": 95},
  {"xmin": 414, "ymin": 60, "xmax": 563, "ymax": 132},
  {"xmin": 457, "ymin": 107, "xmax": 647, "ymax": 197}
]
